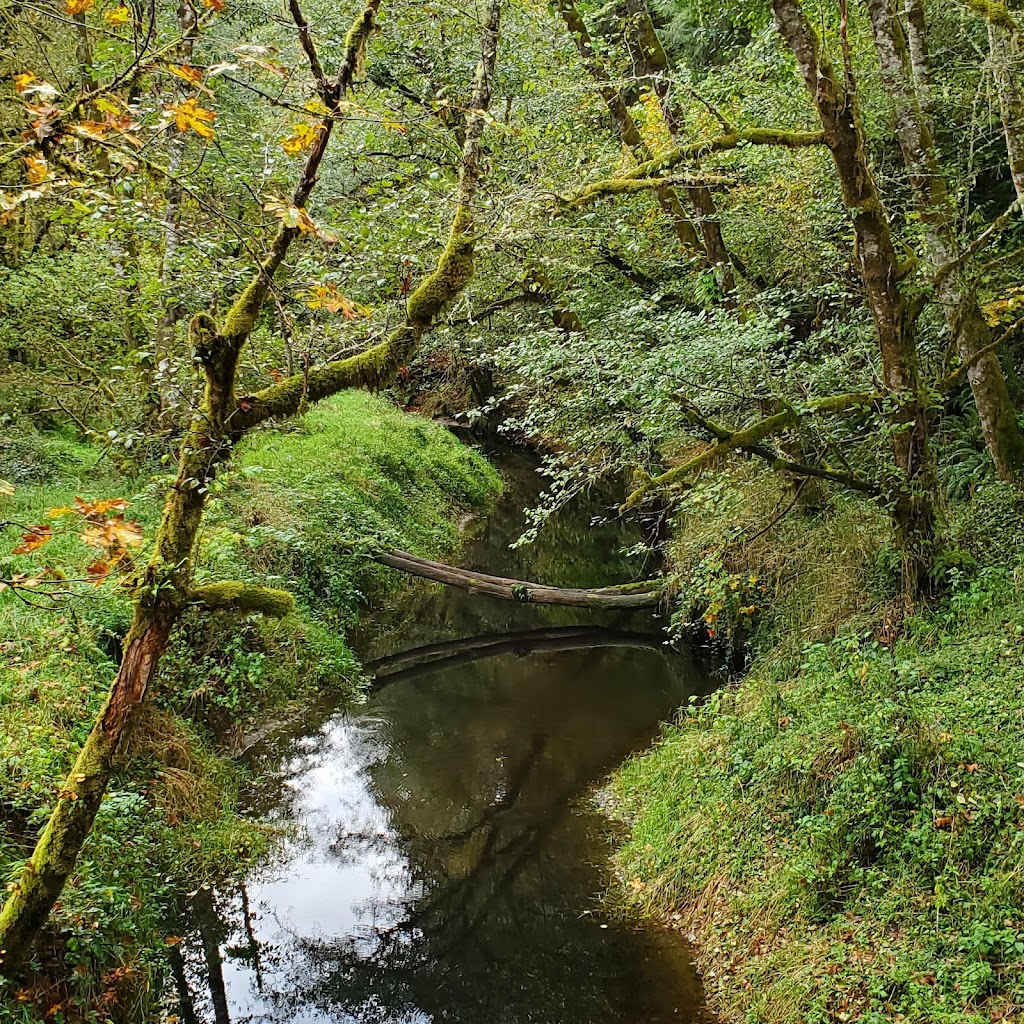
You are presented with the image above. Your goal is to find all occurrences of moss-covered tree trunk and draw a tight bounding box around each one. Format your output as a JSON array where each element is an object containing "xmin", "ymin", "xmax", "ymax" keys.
[
  {"xmin": 0, "ymin": 0, "xmax": 502, "ymax": 979},
  {"xmin": 865, "ymin": 0, "xmax": 1024, "ymax": 483},
  {"xmin": 771, "ymin": 0, "xmax": 936, "ymax": 592},
  {"xmin": 988, "ymin": 21, "xmax": 1024, "ymax": 206},
  {"xmin": 553, "ymin": 0, "xmax": 703, "ymax": 255},
  {"xmin": 618, "ymin": 0, "xmax": 736, "ymax": 297}
]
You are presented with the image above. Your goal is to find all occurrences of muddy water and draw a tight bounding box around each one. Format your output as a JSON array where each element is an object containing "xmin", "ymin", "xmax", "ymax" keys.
[{"xmin": 168, "ymin": 453, "xmax": 716, "ymax": 1024}]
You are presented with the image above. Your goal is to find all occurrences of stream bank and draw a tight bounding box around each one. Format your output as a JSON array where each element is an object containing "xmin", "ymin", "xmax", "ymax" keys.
[{"xmin": 165, "ymin": 451, "xmax": 718, "ymax": 1023}]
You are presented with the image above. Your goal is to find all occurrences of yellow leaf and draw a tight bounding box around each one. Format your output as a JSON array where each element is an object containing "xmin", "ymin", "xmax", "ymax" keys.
[
  {"xmin": 169, "ymin": 64, "xmax": 204, "ymax": 86},
  {"xmin": 103, "ymin": 5, "xmax": 129, "ymax": 23},
  {"xmin": 48, "ymin": 506, "xmax": 74, "ymax": 518},
  {"xmin": 166, "ymin": 97, "xmax": 216, "ymax": 140},
  {"xmin": 65, "ymin": 0, "xmax": 96, "ymax": 13},
  {"xmin": 202, "ymin": 0, "xmax": 225, "ymax": 10},
  {"xmin": 13, "ymin": 73, "xmax": 35, "ymax": 93},
  {"xmin": 280, "ymin": 122, "xmax": 322, "ymax": 155},
  {"xmin": 23, "ymin": 153, "xmax": 47, "ymax": 184}
]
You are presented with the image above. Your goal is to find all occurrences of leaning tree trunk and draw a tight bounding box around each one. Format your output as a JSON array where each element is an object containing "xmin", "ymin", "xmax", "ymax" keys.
[
  {"xmin": 0, "ymin": 0, "xmax": 502, "ymax": 978},
  {"xmin": 553, "ymin": 0, "xmax": 704, "ymax": 255},
  {"xmin": 865, "ymin": 0, "xmax": 1024, "ymax": 482},
  {"xmin": 771, "ymin": 0, "xmax": 936, "ymax": 592},
  {"xmin": 618, "ymin": 0, "xmax": 736, "ymax": 297}
]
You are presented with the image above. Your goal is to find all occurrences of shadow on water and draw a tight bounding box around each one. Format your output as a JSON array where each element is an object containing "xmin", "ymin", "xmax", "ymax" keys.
[{"xmin": 168, "ymin": 451, "xmax": 720, "ymax": 1024}]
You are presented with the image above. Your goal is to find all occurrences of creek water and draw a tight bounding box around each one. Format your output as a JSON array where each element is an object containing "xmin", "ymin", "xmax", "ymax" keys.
[{"xmin": 167, "ymin": 452, "xmax": 716, "ymax": 1024}]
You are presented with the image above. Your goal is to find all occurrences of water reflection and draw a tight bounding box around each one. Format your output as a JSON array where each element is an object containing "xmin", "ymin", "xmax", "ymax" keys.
[{"xmin": 169, "ymin": 455, "xmax": 716, "ymax": 1023}]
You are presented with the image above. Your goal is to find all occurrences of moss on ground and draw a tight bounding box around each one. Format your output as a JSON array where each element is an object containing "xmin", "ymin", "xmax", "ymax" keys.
[
  {"xmin": 0, "ymin": 392, "xmax": 499, "ymax": 1019},
  {"xmin": 610, "ymin": 479, "xmax": 1024, "ymax": 1024}
]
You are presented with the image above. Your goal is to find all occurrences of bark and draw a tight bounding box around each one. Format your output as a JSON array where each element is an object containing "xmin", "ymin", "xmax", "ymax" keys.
[
  {"xmin": 0, "ymin": 0, "xmax": 503, "ymax": 976},
  {"xmin": 619, "ymin": 0, "xmax": 736, "ymax": 296},
  {"xmin": 553, "ymin": 0, "xmax": 703, "ymax": 253},
  {"xmin": 865, "ymin": 0, "xmax": 1024, "ymax": 482},
  {"xmin": 988, "ymin": 21, "xmax": 1024, "ymax": 206},
  {"xmin": 771, "ymin": 0, "xmax": 936, "ymax": 591},
  {"xmin": 358, "ymin": 545, "xmax": 662, "ymax": 608},
  {"xmin": 902, "ymin": 0, "xmax": 933, "ymax": 111}
]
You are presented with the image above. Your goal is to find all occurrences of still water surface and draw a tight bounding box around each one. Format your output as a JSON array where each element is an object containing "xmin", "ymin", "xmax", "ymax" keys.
[{"xmin": 168, "ymin": 455, "xmax": 716, "ymax": 1024}]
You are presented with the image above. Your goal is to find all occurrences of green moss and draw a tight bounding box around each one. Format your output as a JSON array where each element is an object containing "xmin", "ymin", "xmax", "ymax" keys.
[{"xmin": 190, "ymin": 581, "xmax": 295, "ymax": 617}]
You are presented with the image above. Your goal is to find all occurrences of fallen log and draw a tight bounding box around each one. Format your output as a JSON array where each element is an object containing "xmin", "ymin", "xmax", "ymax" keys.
[{"xmin": 356, "ymin": 545, "xmax": 664, "ymax": 609}]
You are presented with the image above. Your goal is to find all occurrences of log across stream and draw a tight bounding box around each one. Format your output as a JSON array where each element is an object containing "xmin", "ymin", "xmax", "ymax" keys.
[{"xmin": 165, "ymin": 451, "xmax": 717, "ymax": 1024}]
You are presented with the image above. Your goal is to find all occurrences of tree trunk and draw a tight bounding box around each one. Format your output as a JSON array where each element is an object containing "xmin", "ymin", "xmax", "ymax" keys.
[
  {"xmin": 0, "ymin": 0, "xmax": 503, "ymax": 976},
  {"xmin": 619, "ymin": 0, "xmax": 737, "ymax": 297},
  {"xmin": 362, "ymin": 545, "xmax": 662, "ymax": 607},
  {"xmin": 865, "ymin": 0, "xmax": 1024, "ymax": 482},
  {"xmin": 988, "ymin": 21, "xmax": 1024, "ymax": 206},
  {"xmin": 771, "ymin": 0, "xmax": 936, "ymax": 591},
  {"xmin": 553, "ymin": 0, "xmax": 703, "ymax": 254}
]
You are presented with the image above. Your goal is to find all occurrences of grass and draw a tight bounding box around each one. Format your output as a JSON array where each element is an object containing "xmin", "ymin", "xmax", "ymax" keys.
[
  {"xmin": 610, "ymin": 480, "xmax": 1024, "ymax": 1024},
  {"xmin": 0, "ymin": 393, "xmax": 500, "ymax": 1020}
]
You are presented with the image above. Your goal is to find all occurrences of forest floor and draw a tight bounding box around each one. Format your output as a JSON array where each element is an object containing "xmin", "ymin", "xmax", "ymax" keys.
[
  {"xmin": 609, "ymin": 468, "xmax": 1024, "ymax": 1024},
  {"xmin": 0, "ymin": 394, "xmax": 500, "ymax": 1019}
]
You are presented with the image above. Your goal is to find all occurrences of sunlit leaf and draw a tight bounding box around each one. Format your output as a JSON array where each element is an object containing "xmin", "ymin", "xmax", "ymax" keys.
[
  {"xmin": 301, "ymin": 284, "xmax": 371, "ymax": 319},
  {"xmin": 166, "ymin": 97, "xmax": 216, "ymax": 140},
  {"xmin": 23, "ymin": 153, "xmax": 48, "ymax": 184},
  {"xmin": 0, "ymin": 479, "xmax": 15, "ymax": 497},
  {"xmin": 103, "ymin": 5, "xmax": 129, "ymax": 23},
  {"xmin": 280, "ymin": 123, "xmax": 322, "ymax": 155},
  {"xmin": 65, "ymin": 0, "xmax": 96, "ymax": 13}
]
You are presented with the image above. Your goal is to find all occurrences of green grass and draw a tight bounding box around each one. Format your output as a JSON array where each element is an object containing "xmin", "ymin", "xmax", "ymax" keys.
[
  {"xmin": 0, "ymin": 393, "xmax": 500, "ymax": 1019},
  {"xmin": 610, "ymin": 484, "xmax": 1024, "ymax": 1024}
]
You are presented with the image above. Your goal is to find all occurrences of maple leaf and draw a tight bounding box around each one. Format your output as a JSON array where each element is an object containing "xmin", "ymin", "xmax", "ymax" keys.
[
  {"xmin": 280, "ymin": 123, "xmax": 322, "ymax": 155},
  {"xmin": 301, "ymin": 284, "xmax": 371, "ymax": 319},
  {"xmin": 166, "ymin": 97, "xmax": 216, "ymax": 140},
  {"xmin": 66, "ymin": 0, "xmax": 96, "ymax": 13},
  {"xmin": 169, "ymin": 64, "xmax": 214, "ymax": 98},
  {"xmin": 71, "ymin": 120, "xmax": 109, "ymax": 142},
  {"xmin": 23, "ymin": 153, "xmax": 48, "ymax": 184},
  {"xmin": 103, "ymin": 5, "xmax": 129, "ymax": 23},
  {"xmin": 13, "ymin": 525, "xmax": 52, "ymax": 555}
]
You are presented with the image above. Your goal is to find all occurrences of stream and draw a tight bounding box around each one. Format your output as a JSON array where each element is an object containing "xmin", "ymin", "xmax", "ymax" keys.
[{"xmin": 166, "ymin": 452, "xmax": 717, "ymax": 1024}]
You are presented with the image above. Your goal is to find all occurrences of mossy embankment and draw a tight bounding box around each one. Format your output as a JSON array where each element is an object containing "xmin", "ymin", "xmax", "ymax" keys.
[
  {"xmin": 610, "ymin": 471, "xmax": 1024, "ymax": 1024},
  {"xmin": 0, "ymin": 392, "xmax": 499, "ymax": 1018}
]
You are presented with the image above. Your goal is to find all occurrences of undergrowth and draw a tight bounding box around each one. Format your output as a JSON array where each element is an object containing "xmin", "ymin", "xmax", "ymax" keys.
[
  {"xmin": 0, "ymin": 393, "xmax": 499, "ymax": 1020},
  {"xmin": 610, "ymin": 480, "xmax": 1024, "ymax": 1024}
]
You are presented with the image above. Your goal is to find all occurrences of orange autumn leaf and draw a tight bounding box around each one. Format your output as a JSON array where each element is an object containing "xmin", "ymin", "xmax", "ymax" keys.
[
  {"xmin": 280, "ymin": 122, "xmax": 322, "ymax": 155},
  {"xmin": 202, "ymin": 0, "xmax": 225, "ymax": 10},
  {"xmin": 65, "ymin": 0, "xmax": 96, "ymax": 13},
  {"xmin": 13, "ymin": 73, "xmax": 35, "ymax": 93},
  {"xmin": 12, "ymin": 525, "xmax": 52, "ymax": 555}
]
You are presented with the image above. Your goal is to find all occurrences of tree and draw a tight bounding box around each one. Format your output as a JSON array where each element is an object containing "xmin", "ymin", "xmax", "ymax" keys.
[{"xmin": 0, "ymin": 0, "xmax": 503, "ymax": 977}]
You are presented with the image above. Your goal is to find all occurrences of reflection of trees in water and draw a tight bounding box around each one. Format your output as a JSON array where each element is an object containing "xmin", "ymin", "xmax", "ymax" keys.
[{"xmin": 169, "ymin": 643, "xmax": 707, "ymax": 1024}]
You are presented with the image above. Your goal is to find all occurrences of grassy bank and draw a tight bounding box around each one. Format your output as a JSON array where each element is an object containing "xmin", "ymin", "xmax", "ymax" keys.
[
  {"xmin": 610, "ymin": 476, "xmax": 1024, "ymax": 1024},
  {"xmin": 0, "ymin": 393, "xmax": 500, "ymax": 1020}
]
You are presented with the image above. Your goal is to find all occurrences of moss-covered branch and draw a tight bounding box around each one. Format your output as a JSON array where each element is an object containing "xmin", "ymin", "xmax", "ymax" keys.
[
  {"xmin": 564, "ymin": 128, "xmax": 825, "ymax": 209},
  {"xmin": 189, "ymin": 582, "xmax": 294, "ymax": 617},
  {"xmin": 959, "ymin": 0, "xmax": 1021, "ymax": 32},
  {"xmin": 624, "ymin": 393, "xmax": 882, "ymax": 508},
  {"xmin": 231, "ymin": 0, "xmax": 501, "ymax": 432}
]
